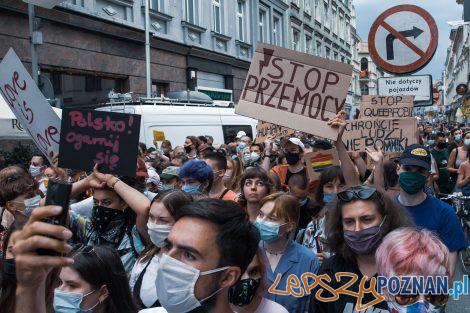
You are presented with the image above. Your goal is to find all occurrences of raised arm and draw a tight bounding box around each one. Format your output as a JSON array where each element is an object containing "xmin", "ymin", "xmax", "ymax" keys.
[{"xmin": 329, "ymin": 111, "xmax": 361, "ymax": 186}]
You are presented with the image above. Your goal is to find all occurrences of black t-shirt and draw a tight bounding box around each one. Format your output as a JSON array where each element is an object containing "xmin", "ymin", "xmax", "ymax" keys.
[
  {"xmin": 285, "ymin": 168, "xmax": 307, "ymax": 186},
  {"xmin": 298, "ymin": 198, "xmax": 311, "ymax": 229},
  {"xmin": 309, "ymin": 255, "xmax": 389, "ymax": 313}
]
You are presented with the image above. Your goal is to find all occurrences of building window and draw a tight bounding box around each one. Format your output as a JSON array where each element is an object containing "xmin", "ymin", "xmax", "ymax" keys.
[
  {"xmin": 360, "ymin": 57, "xmax": 369, "ymax": 71},
  {"xmin": 186, "ymin": 0, "xmax": 197, "ymax": 24},
  {"xmin": 323, "ymin": 1, "xmax": 329, "ymax": 29},
  {"xmin": 304, "ymin": 0, "xmax": 311, "ymax": 14},
  {"xmin": 305, "ymin": 35, "xmax": 312, "ymax": 54},
  {"xmin": 259, "ymin": 9, "xmax": 268, "ymax": 43},
  {"xmin": 332, "ymin": 6, "xmax": 337, "ymax": 33},
  {"xmin": 292, "ymin": 28, "xmax": 300, "ymax": 51},
  {"xmin": 236, "ymin": 1, "xmax": 245, "ymax": 41},
  {"xmin": 360, "ymin": 83, "xmax": 369, "ymax": 96},
  {"xmin": 212, "ymin": 0, "xmax": 222, "ymax": 33},
  {"xmin": 325, "ymin": 47, "xmax": 330, "ymax": 59},
  {"xmin": 152, "ymin": 82, "xmax": 169, "ymax": 97},
  {"xmin": 291, "ymin": 0, "xmax": 300, "ymax": 6},
  {"xmin": 316, "ymin": 41, "xmax": 322, "ymax": 56},
  {"xmin": 273, "ymin": 16, "xmax": 281, "ymax": 46},
  {"xmin": 150, "ymin": 0, "xmax": 165, "ymax": 12},
  {"xmin": 334, "ymin": 51, "xmax": 338, "ymax": 61},
  {"xmin": 314, "ymin": 0, "xmax": 320, "ymax": 21},
  {"xmin": 339, "ymin": 12, "xmax": 344, "ymax": 39}
]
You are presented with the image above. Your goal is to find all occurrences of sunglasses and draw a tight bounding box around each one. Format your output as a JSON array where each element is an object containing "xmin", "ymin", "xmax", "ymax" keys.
[
  {"xmin": 72, "ymin": 244, "xmax": 107, "ymax": 266},
  {"xmin": 337, "ymin": 186, "xmax": 378, "ymax": 202},
  {"xmin": 390, "ymin": 290, "xmax": 449, "ymax": 307}
]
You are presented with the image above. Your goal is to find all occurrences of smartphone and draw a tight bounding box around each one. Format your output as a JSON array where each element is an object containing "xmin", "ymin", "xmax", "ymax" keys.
[{"xmin": 38, "ymin": 179, "xmax": 72, "ymax": 256}]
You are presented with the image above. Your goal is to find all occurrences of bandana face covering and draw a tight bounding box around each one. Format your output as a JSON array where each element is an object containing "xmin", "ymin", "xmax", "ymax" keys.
[{"xmin": 90, "ymin": 206, "xmax": 125, "ymax": 233}]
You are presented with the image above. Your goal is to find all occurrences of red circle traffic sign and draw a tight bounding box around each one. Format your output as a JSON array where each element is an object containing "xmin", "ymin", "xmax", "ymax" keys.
[{"xmin": 368, "ymin": 5, "xmax": 438, "ymax": 74}]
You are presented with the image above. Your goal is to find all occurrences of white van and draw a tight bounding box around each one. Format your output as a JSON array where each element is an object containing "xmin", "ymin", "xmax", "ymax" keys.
[{"xmin": 96, "ymin": 104, "xmax": 257, "ymax": 148}]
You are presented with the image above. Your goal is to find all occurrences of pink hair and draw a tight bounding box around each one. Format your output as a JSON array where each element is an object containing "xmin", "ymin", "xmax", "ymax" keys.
[{"xmin": 376, "ymin": 227, "xmax": 450, "ymax": 278}]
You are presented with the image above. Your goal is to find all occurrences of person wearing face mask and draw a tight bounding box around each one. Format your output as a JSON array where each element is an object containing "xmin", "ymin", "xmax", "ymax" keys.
[
  {"xmin": 430, "ymin": 132, "xmax": 452, "ymax": 194},
  {"xmin": 447, "ymin": 131, "xmax": 470, "ymax": 192},
  {"xmin": 136, "ymin": 199, "xmax": 259, "ymax": 313},
  {"xmin": 129, "ymin": 190, "xmax": 192, "ymax": 309},
  {"xmin": 448, "ymin": 128, "xmax": 463, "ymax": 151},
  {"xmin": 157, "ymin": 166, "xmax": 181, "ymax": 192},
  {"xmin": 204, "ymin": 153, "xmax": 239, "ymax": 201},
  {"xmin": 268, "ymin": 137, "xmax": 306, "ymax": 191},
  {"xmin": 13, "ymin": 213, "xmax": 138, "ymax": 313},
  {"xmin": 65, "ymin": 165, "xmax": 152, "ymax": 273},
  {"xmin": 29, "ymin": 154, "xmax": 47, "ymax": 181},
  {"xmin": 287, "ymin": 174, "xmax": 311, "ymax": 229},
  {"xmin": 223, "ymin": 157, "xmax": 242, "ymax": 193},
  {"xmin": 256, "ymin": 192, "xmax": 319, "ymax": 313},
  {"xmin": 0, "ymin": 166, "xmax": 40, "ymax": 227},
  {"xmin": 178, "ymin": 160, "xmax": 214, "ymax": 195},
  {"xmin": 396, "ymin": 144, "xmax": 467, "ymax": 281},
  {"xmin": 309, "ymin": 185, "xmax": 412, "ymax": 313},
  {"xmin": 229, "ymin": 249, "xmax": 288, "ymax": 313},
  {"xmin": 183, "ymin": 136, "xmax": 200, "ymax": 159},
  {"xmin": 376, "ymin": 228, "xmax": 451, "ymax": 313},
  {"xmin": 244, "ymin": 143, "xmax": 264, "ymax": 168}
]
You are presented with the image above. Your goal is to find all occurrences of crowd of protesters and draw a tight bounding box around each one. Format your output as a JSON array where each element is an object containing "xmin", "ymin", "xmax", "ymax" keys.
[{"xmin": 0, "ymin": 112, "xmax": 467, "ymax": 313}]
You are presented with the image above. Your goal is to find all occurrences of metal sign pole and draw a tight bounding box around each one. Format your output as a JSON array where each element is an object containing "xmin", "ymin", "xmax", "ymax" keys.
[{"xmin": 28, "ymin": 4, "xmax": 38, "ymax": 85}]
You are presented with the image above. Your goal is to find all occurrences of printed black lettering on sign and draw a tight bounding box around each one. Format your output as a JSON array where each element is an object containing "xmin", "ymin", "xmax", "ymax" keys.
[{"xmin": 58, "ymin": 109, "xmax": 141, "ymax": 176}]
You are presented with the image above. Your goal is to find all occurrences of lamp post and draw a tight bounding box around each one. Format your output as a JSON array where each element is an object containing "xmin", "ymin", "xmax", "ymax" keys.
[{"xmin": 145, "ymin": 0, "xmax": 151, "ymax": 98}]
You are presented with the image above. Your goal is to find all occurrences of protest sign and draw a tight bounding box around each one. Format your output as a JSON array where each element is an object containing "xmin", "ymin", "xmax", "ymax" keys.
[
  {"xmin": 58, "ymin": 109, "xmax": 141, "ymax": 176},
  {"xmin": 0, "ymin": 48, "xmax": 61, "ymax": 162},
  {"xmin": 153, "ymin": 130, "xmax": 166, "ymax": 142},
  {"xmin": 236, "ymin": 43, "xmax": 353, "ymax": 141},
  {"xmin": 359, "ymin": 95, "xmax": 414, "ymax": 118},
  {"xmin": 255, "ymin": 121, "xmax": 295, "ymax": 143},
  {"xmin": 305, "ymin": 149, "xmax": 340, "ymax": 182},
  {"xmin": 342, "ymin": 117, "xmax": 417, "ymax": 153}
]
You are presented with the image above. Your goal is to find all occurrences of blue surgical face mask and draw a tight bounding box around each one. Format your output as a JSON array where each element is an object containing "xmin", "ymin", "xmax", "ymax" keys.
[
  {"xmin": 427, "ymin": 140, "xmax": 435, "ymax": 146},
  {"xmin": 53, "ymin": 289, "xmax": 99, "ymax": 313},
  {"xmin": 238, "ymin": 142, "xmax": 247, "ymax": 151},
  {"xmin": 182, "ymin": 184, "xmax": 201, "ymax": 193},
  {"xmin": 158, "ymin": 183, "xmax": 175, "ymax": 192},
  {"xmin": 255, "ymin": 217, "xmax": 287, "ymax": 242},
  {"xmin": 455, "ymin": 135, "xmax": 462, "ymax": 142},
  {"xmin": 20, "ymin": 194, "xmax": 41, "ymax": 217},
  {"xmin": 29, "ymin": 165, "xmax": 42, "ymax": 177},
  {"xmin": 323, "ymin": 192, "xmax": 335, "ymax": 204}
]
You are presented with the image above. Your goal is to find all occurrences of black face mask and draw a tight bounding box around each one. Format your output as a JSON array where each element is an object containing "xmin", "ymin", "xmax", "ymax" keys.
[
  {"xmin": 184, "ymin": 145, "xmax": 192, "ymax": 154},
  {"xmin": 285, "ymin": 152, "xmax": 300, "ymax": 165},
  {"xmin": 91, "ymin": 205, "xmax": 125, "ymax": 233},
  {"xmin": 437, "ymin": 142, "xmax": 447, "ymax": 149},
  {"xmin": 2, "ymin": 258, "xmax": 16, "ymax": 283},
  {"xmin": 229, "ymin": 278, "xmax": 260, "ymax": 307}
]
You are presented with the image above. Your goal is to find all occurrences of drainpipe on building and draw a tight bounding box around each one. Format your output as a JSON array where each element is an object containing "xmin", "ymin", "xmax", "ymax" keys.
[{"xmin": 145, "ymin": 0, "xmax": 151, "ymax": 98}]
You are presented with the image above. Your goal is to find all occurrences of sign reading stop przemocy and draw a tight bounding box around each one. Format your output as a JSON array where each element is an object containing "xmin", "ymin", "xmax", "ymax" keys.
[
  {"xmin": 236, "ymin": 43, "xmax": 353, "ymax": 141},
  {"xmin": 59, "ymin": 108, "xmax": 141, "ymax": 176}
]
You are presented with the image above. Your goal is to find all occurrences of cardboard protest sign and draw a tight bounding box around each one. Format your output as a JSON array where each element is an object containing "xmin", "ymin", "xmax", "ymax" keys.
[
  {"xmin": 58, "ymin": 109, "xmax": 141, "ymax": 176},
  {"xmin": 359, "ymin": 96, "xmax": 414, "ymax": 118},
  {"xmin": 153, "ymin": 130, "xmax": 166, "ymax": 142},
  {"xmin": 342, "ymin": 117, "xmax": 417, "ymax": 153},
  {"xmin": 236, "ymin": 43, "xmax": 353, "ymax": 141},
  {"xmin": 0, "ymin": 48, "xmax": 61, "ymax": 162},
  {"xmin": 305, "ymin": 149, "xmax": 340, "ymax": 182},
  {"xmin": 255, "ymin": 121, "xmax": 295, "ymax": 143}
]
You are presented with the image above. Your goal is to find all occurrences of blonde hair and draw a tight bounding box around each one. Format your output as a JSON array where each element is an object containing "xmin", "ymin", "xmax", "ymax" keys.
[{"xmin": 259, "ymin": 192, "xmax": 299, "ymax": 229}]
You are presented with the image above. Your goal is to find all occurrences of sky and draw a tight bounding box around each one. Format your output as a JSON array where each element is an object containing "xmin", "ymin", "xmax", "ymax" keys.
[{"xmin": 354, "ymin": 0, "xmax": 463, "ymax": 80}]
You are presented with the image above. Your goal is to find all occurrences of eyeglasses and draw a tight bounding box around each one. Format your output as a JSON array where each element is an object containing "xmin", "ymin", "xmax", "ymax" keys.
[
  {"xmin": 72, "ymin": 244, "xmax": 107, "ymax": 266},
  {"xmin": 337, "ymin": 186, "xmax": 378, "ymax": 202},
  {"xmin": 390, "ymin": 289, "xmax": 449, "ymax": 307}
]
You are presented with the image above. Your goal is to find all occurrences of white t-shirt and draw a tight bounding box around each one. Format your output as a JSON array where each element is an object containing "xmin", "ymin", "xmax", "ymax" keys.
[
  {"xmin": 70, "ymin": 196, "xmax": 93, "ymax": 217},
  {"xmin": 129, "ymin": 254, "xmax": 160, "ymax": 308},
  {"xmin": 251, "ymin": 298, "xmax": 289, "ymax": 313}
]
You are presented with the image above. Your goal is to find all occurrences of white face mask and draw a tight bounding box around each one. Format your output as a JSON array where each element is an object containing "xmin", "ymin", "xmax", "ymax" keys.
[
  {"xmin": 12, "ymin": 194, "xmax": 42, "ymax": 217},
  {"xmin": 147, "ymin": 222, "xmax": 172, "ymax": 248},
  {"xmin": 223, "ymin": 170, "xmax": 232, "ymax": 182},
  {"xmin": 465, "ymin": 139, "xmax": 470, "ymax": 146},
  {"xmin": 156, "ymin": 254, "xmax": 229, "ymax": 313},
  {"xmin": 250, "ymin": 152, "xmax": 260, "ymax": 162}
]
